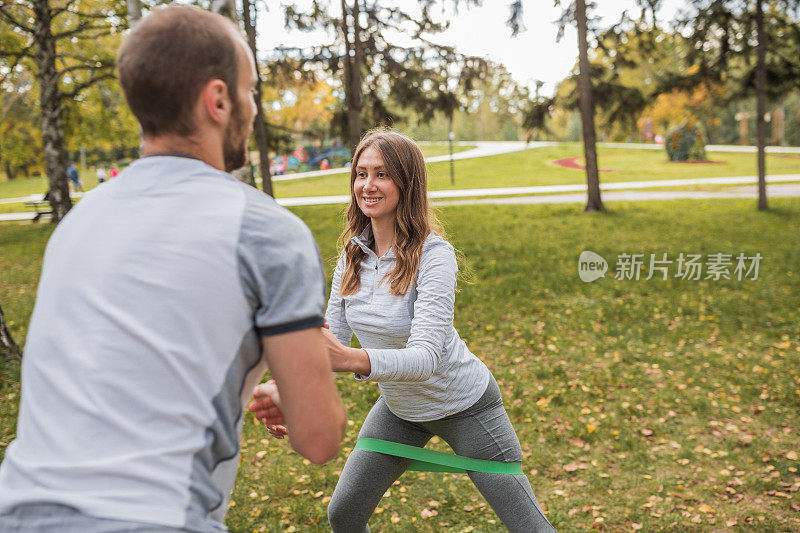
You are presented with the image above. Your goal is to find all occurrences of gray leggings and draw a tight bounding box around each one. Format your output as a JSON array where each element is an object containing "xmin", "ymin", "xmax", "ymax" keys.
[{"xmin": 328, "ymin": 377, "xmax": 557, "ymax": 532}]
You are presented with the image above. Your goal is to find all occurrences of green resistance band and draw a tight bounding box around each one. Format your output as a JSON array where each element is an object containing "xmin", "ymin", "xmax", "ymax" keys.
[{"xmin": 353, "ymin": 438, "xmax": 524, "ymax": 475}]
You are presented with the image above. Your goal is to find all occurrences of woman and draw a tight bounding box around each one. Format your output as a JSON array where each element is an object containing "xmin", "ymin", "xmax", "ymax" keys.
[{"xmin": 251, "ymin": 129, "xmax": 556, "ymax": 532}]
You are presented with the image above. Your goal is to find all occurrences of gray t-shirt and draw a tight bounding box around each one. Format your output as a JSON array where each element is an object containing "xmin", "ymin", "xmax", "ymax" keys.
[
  {"xmin": 0, "ymin": 156, "xmax": 326, "ymax": 532},
  {"xmin": 325, "ymin": 225, "xmax": 491, "ymax": 422}
]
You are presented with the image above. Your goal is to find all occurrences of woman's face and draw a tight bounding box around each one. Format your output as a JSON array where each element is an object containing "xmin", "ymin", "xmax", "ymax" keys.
[{"xmin": 354, "ymin": 146, "xmax": 400, "ymax": 223}]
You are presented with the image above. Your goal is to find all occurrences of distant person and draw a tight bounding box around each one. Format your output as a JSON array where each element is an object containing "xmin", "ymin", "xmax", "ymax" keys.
[
  {"xmin": 320, "ymin": 158, "xmax": 330, "ymax": 170},
  {"xmin": 0, "ymin": 6, "xmax": 346, "ymax": 532},
  {"xmin": 66, "ymin": 161, "xmax": 83, "ymax": 192},
  {"xmin": 96, "ymin": 165, "xmax": 107, "ymax": 184},
  {"xmin": 109, "ymin": 165, "xmax": 119, "ymax": 179}
]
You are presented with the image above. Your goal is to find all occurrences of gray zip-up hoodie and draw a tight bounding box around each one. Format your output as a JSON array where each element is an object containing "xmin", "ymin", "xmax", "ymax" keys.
[{"xmin": 325, "ymin": 225, "xmax": 491, "ymax": 422}]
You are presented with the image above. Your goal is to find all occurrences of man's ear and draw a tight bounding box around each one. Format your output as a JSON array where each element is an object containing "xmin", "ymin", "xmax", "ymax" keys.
[{"xmin": 200, "ymin": 78, "xmax": 231, "ymax": 126}]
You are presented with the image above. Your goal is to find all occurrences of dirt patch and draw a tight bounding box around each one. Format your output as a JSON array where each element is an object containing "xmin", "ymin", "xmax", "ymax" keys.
[{"xmin": 552, "ymin": 156, "xmax": 618, "ymax": 172}]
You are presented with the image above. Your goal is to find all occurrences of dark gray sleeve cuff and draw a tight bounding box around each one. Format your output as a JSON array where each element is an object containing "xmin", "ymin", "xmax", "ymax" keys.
[{"xmin": 257, "ymin": 315, "xmax": 325, "ymax": 336}]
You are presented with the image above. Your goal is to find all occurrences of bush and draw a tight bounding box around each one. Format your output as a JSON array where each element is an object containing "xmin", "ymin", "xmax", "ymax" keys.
[{"xmin": 666, "ymin": 121, "xmax": 707, "ymax": 161}]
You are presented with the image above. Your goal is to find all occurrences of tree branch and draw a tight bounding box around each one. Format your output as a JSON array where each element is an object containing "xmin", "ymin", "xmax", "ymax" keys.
[
  {"xmin": 50, "ymin": 0, "xmax": 80, "ymax": 17},
  {"xmin": 0, "ymin": 49, "xmax": 35, "ymax": 60},
  {"xmin": 61, "ymin": 71, "xmax": 115, "ymax": 98},
  {"xmin": 0, "ymin": 5, "xmax": 35, "ymax": 33},
  {"xmin": 55, "ymin": 9, "xmax": 120, "ymax": 20},
  {"xmin": 57, "ymin": 63, "xmax": 115, "ymax": 78},
  {"xmin": 53, "ymin": 22, "xmax": 113, "ymax": 39}
]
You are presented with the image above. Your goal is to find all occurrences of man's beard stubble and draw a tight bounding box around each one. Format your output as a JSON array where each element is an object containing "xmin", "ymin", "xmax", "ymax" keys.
[{"xmin": 223, "ymin": 101, "xmax": 250, "ymax": 173}]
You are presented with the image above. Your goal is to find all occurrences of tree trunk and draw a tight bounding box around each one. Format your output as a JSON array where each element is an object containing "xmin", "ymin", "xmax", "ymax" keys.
[
  {"xmin": 350, "ymin": 0, "xmax": 363, "ymax": 150},
  {"xmin": 4, "ymin": 161, "xmax": 16, "ymax": 181},
  {"xmin": 0, "ymin": 301, "xmax": 22, "ymax": 363},
  {"xmin": 755, "ymin": 0, "xmax": 768, "ymax": 211},
  {"xmin": 340, "ymin": 0, "xmax": 353, "ymax": 152},
  {"xmin": 340, "ymin": 0, "xmax": 362, "ymax": 152},
  {"xmin": 575, "ymin": 0, "xmax": 603, "ymax": 212},
  {"xmin": 127, "ymin": 0, "xmax": 142, "ymax": 26},
  {"xmin": 242, "ymin": 0, "xmax": 274, "ymax": 197},
  {"xmin": 33, "ymin": 0, "xmax": 72, "ymax": 223}
]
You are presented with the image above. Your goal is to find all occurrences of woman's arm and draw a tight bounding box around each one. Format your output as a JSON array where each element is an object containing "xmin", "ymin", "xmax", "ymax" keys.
[
  {"xmin": 325, "ymin": 254, "xmax": 354, "ymax": 346},
  {"xmin": 363, "ymin": 240, "xmax": 457, "ymax": 382}
]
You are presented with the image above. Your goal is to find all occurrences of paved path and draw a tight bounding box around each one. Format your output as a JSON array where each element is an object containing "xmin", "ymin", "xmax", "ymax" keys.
[
  {"xmin": 269, "ymin": 141, "xmax": 551, "ymax": 182},
  {"xmin": 601, "ymin": 142, "xmax": 800, "ymax": 154},
  {"xmin": 5, "ymin": 176, "xmax": 798, "ymax": 221},
  {"xmin": 432, "ymin": 183, "xmax": 800, "ymax": 207},
  {"xmin": 275, "ymin": 173, "xmax": 800, "ymax": 207}
]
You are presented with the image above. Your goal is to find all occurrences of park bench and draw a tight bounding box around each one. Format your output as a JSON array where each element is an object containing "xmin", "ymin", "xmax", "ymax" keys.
[{"xmin": 24, "ymin": 194, "xmax": 52, "ymax": 223}]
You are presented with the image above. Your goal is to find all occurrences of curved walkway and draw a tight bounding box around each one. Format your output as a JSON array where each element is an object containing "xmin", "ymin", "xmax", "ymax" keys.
[
  {"xmin": 270, "ymin": 141, "xmax": 551, "ymax": 182},
  {"xmin": 274, "ymin": 173, "xmax": 800, "ymax": 207},
  {"xmin": 432, "ymin": 183, "xmax": 800, "ymax": 207}
]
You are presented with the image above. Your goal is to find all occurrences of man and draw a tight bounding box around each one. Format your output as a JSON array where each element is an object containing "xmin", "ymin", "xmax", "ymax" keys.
[
  {"xmin": 66, "ymin": 161, "xmax": 83, "ymax": 192},
  {"xmin": 0, "ymin": 6, "xmax": 345, "ymax": 532}
]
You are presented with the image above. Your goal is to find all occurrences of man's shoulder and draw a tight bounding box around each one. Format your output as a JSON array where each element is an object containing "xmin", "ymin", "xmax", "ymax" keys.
[{"xmin": 237, "ymin": 183, "xmax": 316, "ymax": 247}]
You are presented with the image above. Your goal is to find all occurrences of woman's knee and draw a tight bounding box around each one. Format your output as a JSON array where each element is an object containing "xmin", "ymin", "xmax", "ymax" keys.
[{"xmin": 327, "ymin": 491, "xmax": 353, "ymax": 531}]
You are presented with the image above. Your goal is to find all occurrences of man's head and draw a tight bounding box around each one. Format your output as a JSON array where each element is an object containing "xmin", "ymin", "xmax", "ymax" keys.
[{"xmin": 117, "ymin": 5, "xmax": 257, "ymax": 171}]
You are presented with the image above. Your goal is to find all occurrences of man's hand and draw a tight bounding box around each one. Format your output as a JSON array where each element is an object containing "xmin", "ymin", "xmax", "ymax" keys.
[
  {"xmin": 320, "ymin": 327, "xmax": 371, "ymax": 376},
  {"xmin": 248, "ymin": 380, "xmax": 288, "ymax": 439},
  {"xmin": 261, "ymin": 327, "xmax": 346, "ymax": 464}
]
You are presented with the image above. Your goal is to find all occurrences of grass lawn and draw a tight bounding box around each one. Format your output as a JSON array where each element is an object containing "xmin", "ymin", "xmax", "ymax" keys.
[
  {"xmin": 2, "ymin": 198, "xmax": 800, "ymax": 531},
  {"xmin": 270, "ymin": 144, "xmax": 800, "ymax": 199},
  {"xmin": 0, "ymin": 145, "xmax": 797, "ymax": 215}
]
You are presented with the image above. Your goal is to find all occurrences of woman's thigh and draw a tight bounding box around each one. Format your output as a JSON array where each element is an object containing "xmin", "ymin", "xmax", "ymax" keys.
[{"xmin": 423, "ymin": 377, "xmax": 521, "ymax": 461}]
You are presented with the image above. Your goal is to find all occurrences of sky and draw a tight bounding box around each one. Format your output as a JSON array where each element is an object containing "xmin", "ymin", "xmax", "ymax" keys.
[{"xmin": 255, "ymin": 0, "xmax": 687, "ymax": 97}]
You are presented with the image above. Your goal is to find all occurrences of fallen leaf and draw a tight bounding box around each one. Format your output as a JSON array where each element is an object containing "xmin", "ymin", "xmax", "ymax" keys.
[{"xmin": 421, "ymin": 508, "xmax": 438, "ymax": 519}]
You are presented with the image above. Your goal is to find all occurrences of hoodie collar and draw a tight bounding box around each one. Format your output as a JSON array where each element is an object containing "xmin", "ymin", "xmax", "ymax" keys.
[{"xmin": 351, "ymin": 225, "xmax": 395, "ymax": 259}]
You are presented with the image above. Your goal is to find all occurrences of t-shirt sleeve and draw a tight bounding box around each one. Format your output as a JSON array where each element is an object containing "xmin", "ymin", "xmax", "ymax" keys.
[{"xmin": 237, "ymin": 193, "xmax": 326, "ymax": 336}]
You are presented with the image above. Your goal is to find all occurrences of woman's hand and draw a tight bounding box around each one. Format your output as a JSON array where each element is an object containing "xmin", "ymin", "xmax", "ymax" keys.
[
  {"xmin": 248, "ymin": 380, "xmax": 288, "ymax": 439},
  {"xmin": 321, "ymin": 326, "xmax": 371, "ymax": 376}
]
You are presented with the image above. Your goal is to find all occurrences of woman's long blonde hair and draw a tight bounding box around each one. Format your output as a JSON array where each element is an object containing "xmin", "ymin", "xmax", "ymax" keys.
[{"xmin": 338, "ymin": 128, "xmax": 444, "ymax": 296}]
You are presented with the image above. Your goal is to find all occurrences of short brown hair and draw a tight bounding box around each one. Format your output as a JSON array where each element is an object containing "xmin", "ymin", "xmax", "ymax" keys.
[{"xmin": 117, "ymin": 5, "xmax": 242, "ymax": 137}]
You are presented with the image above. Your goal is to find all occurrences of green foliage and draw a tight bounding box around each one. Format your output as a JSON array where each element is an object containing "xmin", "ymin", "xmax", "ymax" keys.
[
  {"xmin": 666, "ymin": 122, "xmax": 707, "ymax": 161},
  {"xmin": 280, "ymin": 1, "xmax": 488, "ymax": 138}
]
